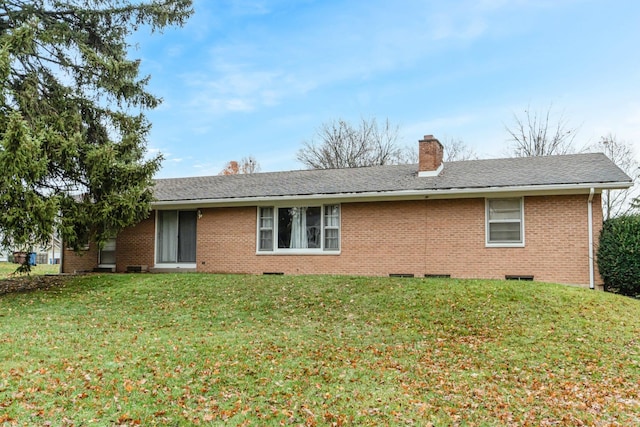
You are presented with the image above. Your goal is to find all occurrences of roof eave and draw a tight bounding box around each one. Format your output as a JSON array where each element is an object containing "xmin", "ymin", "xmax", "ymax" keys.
[{"xmin": 151, "ymin": 181, "xmax": 633, "ymax": 209}]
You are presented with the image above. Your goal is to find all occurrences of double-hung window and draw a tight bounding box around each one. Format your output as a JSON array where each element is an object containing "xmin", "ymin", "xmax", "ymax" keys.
[
  {"xmin": 258, "ymin": 204, "xmax": 340, "ymax": 252},
  {"xmin": 98, "ymin": 237, "xmax": 117, "ymax": 266},
  {"xmin": 486, "ymin": 198, "xmax": 524, "ymax": 246},
  {"xmin": 258, "ymin": 208, "xmax": 274, "ymax": 251}
]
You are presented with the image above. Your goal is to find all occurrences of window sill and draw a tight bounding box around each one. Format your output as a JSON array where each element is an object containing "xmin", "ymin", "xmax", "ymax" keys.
[
  {"xmin": 154, "ymin": 263, "xmax": 197, "ymax": 269},
  {"xmin": 98, "ymin": 264, "xmax": 116, "ymax": 268},
  {"xmin": 485, "ymin": 242, "xmax": 525, "ymax": 248},
  {"xmin": 65, "ymin": 246, "xmax": 90, "ymax": 251},
  {"xmin": 256, "ymin": 250, "xmax": 341, "ymax": 256}
]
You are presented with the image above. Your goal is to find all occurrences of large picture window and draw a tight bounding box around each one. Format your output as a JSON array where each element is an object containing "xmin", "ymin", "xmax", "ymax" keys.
[
  {"xmin": 486, "ymin": 198, "xmax": 524, "ymax": 246},
  {"xmin": 258, "ymin": 205, "xmax": 340, "ymax": 252}
]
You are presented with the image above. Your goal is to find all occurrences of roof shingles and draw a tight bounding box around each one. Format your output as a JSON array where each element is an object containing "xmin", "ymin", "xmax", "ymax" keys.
[{"xmin": 153, "ymin": 153, "xmax": 632, "ymax": 202}]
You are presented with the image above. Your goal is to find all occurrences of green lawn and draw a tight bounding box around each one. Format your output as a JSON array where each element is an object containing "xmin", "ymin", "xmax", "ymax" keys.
[
  {"xmin": 0, "ymin": 262, "xmax": 60, "ymax": 278},
  {"xmin": 0, "ymin": 274, "xmax": 639, "ymax": 426}
]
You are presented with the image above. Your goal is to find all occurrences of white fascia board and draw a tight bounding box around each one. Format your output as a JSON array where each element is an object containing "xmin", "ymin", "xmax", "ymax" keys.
[{"xmin": 151, "ymin": 181, "xmax": 633, "ymax": 209}]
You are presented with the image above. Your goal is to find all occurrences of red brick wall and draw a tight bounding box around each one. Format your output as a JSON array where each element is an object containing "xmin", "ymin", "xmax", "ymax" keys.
[
  {"xmin": 195, "ymin": 202, "xmax": 430, "ymax": 276},
  {"xmin": 114, "ymin": 216, "xmax": 156, "ymax": 272},
  {"xmin": 62, "ymin": 245, "xmax": 98, "ymax": 273},
  {"xmin": 61, "ymin": 194, "xmax": 604, "ymax": 285},
  {"xmin": 420, "ymin": 195, "xmax": 602, "ymax": 284},
  {"xmin": 61, "ymin": 215, "xmax": 155, "ymax": 273}
]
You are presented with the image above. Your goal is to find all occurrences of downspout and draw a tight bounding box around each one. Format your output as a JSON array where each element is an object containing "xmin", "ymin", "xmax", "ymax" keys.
[
  {"xmin": 59, "ymin": 237, "xmax": 64, "ymax": 274},
  {"xmin": 588, "ymin": 188, "xmax": 595, "ymax": 290}
]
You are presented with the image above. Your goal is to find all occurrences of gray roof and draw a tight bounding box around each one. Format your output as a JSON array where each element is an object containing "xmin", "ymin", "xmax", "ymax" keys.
[{"xmin": 153, "ymin": 153, "xmax": 632, "ymax": 203}]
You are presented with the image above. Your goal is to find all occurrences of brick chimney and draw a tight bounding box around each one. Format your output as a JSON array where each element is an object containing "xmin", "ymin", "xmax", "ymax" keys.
[{"xmin": 418, "ymin": 135, "xmax": 444, "ymax": 177}]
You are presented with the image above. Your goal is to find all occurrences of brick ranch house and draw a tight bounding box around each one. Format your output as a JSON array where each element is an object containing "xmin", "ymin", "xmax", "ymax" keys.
[{"xmin": 62, "ymin": 135, "xmax": 632, "ymax": 288}]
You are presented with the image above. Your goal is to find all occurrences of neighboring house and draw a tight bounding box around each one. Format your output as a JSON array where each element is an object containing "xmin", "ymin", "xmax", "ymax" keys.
[
  {"xmin": 62, "ymin": 135, "xmax": 633, "ymax": 287},
  {"xmin": 0, "ymin": 237, "xmax": 8, "ymax": 262},
  {"xmin": 0, "ymin": 235, "xmax": 61, "ymax": 264},
  {"xmin": 37, "ymin": 236, "xmax": 62, "ymax": 265}
]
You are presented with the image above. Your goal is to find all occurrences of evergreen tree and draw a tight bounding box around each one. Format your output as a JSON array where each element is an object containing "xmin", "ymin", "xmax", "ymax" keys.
[{"xmin": 0, "ymin": 1, "xmax": 193, "ymax": 265}]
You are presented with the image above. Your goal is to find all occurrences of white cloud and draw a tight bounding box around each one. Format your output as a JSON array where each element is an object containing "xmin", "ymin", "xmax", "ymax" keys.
[
  {"xmin": 165, "ymin": 44, "xmax": 185, "ymax": 57},
  {"xmin": 429, "ymin": 12, "xmax": 489, "ymax": 41},
  {"xmin": 178, "ymin": 59, "xmax": 314, "ymax": 114},
  {"xmin": 403, "ymin": 114, "xmax": 479, "ymax": 139},
  {"xmin": 147, "ymin": 0, "xmax": 640, "ymax": 181},
  {"xmin": 623, "ymin": 105, "xmax": 640, "ymax": 127},
  {"xmin": 191, "ymin": 161, "xmax": 225, "ymax": 177},
  {"xmin": 228, "ymin": 0, "xmax": 271, "ymax": 16},
  {"xmin": 169, "ymin": 1, "xmax": 517, "ymax": 118}
]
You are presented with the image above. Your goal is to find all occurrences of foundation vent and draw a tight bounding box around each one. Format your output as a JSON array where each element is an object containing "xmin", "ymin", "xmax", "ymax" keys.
[{"xmin": 505, "ymin": 275, "xmax": 534, "ymax": 281}]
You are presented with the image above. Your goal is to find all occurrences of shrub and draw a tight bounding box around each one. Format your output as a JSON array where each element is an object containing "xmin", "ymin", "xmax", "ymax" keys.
[{"xmin": 597, "ymin": 214, "xmax": 640, "ymax": 296}]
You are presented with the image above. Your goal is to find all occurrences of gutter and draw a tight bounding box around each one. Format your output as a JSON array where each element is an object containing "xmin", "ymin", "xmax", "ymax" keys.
[
  {"xmin": 59, "ymin": 236, "xmax": 65, "ymax": 275},
  {"xmin": 588, "ymin": 188, "xmax": 595, "ymax": 290}
]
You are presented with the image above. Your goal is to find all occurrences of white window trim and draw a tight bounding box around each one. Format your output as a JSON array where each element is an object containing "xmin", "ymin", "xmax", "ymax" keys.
[
  {"xmin": 324, "ymin": 205, "xmax": 340, "ymax": 252},
  {"xmin": 257, "ymin": 207, "xmax": 274, "ymax": 252},
  {"xmin": 256, "ymin": 204, "xmax": 341, "ymax": 255},
  {"xmin": 485, "ymin": 197, "xmax": 525, "ymax": 248}
]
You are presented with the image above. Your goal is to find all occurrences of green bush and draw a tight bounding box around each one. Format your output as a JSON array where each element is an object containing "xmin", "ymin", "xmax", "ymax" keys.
[{"xmin": 597, "ymin": 214, "xmax": 640, "ymax": 296}]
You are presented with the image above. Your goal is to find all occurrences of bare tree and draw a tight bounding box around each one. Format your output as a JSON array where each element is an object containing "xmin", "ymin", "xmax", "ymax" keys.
[
  {"xmin": 444, "ymin": 137, "xmax": 479, "ymax": 162},
  {"xmin": 219, "ymin": 156, "xmax": 261, "ymax": 175},
  {"xmin": 587, "ymin": 134, "xmax": 639, "ymax": 220},
  {"xmin": 240, "ymin": 156, "xmax": 261, "ymax": 174},
  {"xmin": 297, "ymin": 118, "xmax": 404, "ymax": 169},
  {"xmin": 505, "ymin": 106, "xmax": 578, "ymax": 157}
]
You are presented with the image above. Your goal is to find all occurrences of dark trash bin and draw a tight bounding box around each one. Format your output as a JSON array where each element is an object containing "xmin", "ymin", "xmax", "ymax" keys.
[{"xmin": 12, "ymin": 252, "xmax": 26, "ymax": 265}]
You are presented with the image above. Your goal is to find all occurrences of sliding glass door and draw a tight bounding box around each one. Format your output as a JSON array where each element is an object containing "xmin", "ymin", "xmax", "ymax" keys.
[{"xmin": 157, "ymin": 210, "xmax": 197, "ymax": 264}]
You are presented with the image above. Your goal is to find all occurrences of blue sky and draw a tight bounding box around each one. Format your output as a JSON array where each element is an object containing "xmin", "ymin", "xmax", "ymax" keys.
[{"xmin": 133, "ymin": 0, "xmax": 640, "ymax": 178}]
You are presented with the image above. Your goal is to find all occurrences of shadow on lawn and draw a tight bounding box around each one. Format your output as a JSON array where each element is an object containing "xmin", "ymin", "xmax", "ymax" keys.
[{"xmin": 0, "ymin": 275, "xmax": 70, "ymax": 295}]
